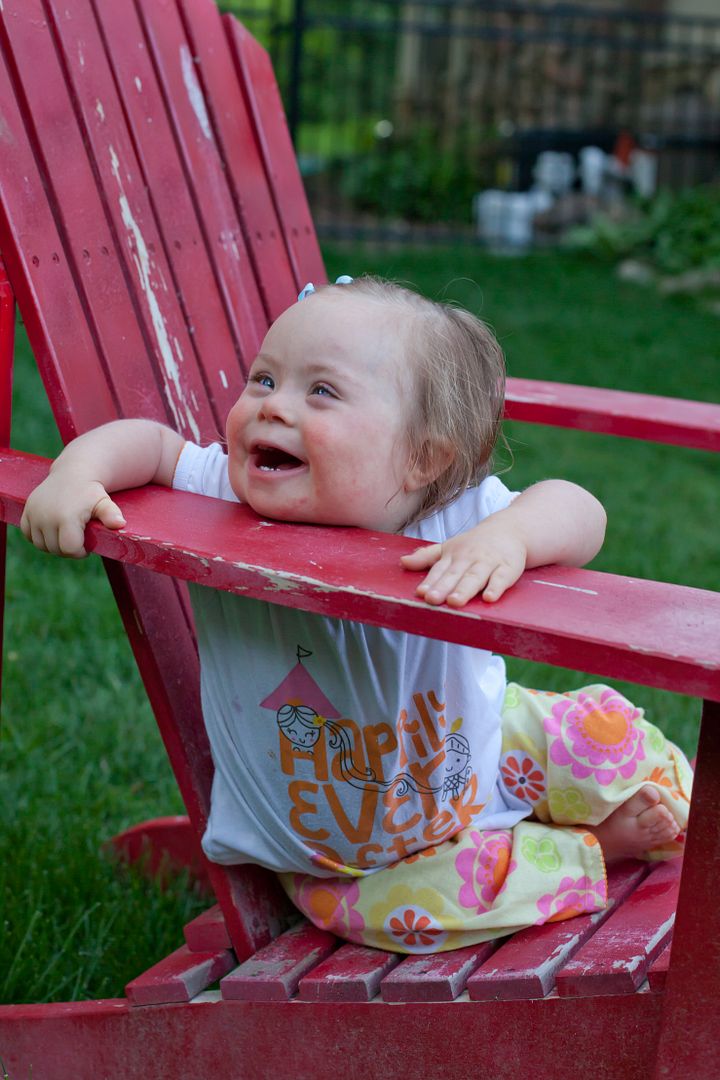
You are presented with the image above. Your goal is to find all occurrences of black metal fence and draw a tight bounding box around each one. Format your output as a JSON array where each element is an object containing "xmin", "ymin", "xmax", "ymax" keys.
[{"xmin": 224, "ymin": 1, "xmax": 720, "ymax": 245}]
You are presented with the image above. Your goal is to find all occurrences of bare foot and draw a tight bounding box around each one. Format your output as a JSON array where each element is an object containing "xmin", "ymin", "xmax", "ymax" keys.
[{"xmin": 588, "ymin": 786, "xmax": 680, "ymax": 863}]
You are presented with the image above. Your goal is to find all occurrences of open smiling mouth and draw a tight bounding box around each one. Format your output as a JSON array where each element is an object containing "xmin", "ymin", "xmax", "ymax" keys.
[{"xmin": 253, "ymin": 445, "xmax": 305, "ymax": 472}]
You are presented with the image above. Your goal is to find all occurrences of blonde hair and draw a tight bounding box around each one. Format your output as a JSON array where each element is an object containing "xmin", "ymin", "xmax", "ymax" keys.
[{"xmin": 324, "ymin": 275, "xmax": 506, "ymax": 524}]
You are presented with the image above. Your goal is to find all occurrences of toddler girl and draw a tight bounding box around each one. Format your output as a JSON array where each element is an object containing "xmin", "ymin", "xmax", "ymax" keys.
[{"xmin": 22, "ymin": 276, "xmax": 691, "ymax": 953}]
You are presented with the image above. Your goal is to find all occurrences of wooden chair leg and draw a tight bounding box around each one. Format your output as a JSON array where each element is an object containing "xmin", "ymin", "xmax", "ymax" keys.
[
  {"xmin": 0, "ymin": 258, "xmax": 15, "ymax": 711},
  {"xmin": 653, "ymin": 699, "xmax": 720, "ymax": 1079}
]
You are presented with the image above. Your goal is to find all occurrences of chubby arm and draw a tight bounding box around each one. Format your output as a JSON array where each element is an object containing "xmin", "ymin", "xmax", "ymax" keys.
[
  {"xmin": 401, "ymin": 479, "xmax": 607, "ymax": 607},
  {"xmin": 20, "ymin": 419, "xmax": 185, "ymax": 558}
]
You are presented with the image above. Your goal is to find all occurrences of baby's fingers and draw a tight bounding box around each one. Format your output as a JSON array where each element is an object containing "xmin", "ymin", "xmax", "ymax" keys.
[
  {"xmin": 20, "ymin": 517, "xmax": 53, "ymax": 554},
  {"xmin": 420, "ymin": 559, "xmax": 490, "ymax": 607},
  {"xmin": 91, "ymin": 494, "xmax": 126, "ymax": 530},
  {"xmin": 56, "ymin": 519, "xmax": 91, "ymax": 558},
  {"xmin": 481, "ymin": 562, "xmax": 523, "ymax": 603},
  {"xmin": 400, "ymin": 543, "xmax": 443, "ymax": 571}
]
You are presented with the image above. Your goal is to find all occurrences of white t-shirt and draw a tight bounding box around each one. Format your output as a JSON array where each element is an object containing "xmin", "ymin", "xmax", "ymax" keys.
[{"xmin": 174, "ymin": 441, "xmax": 529, "ymax": 877}]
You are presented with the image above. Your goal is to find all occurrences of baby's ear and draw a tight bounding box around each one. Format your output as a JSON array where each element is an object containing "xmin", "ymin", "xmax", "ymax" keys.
[{"xmin": 404, "ymin": 440, "xmax": 455, "ymax": 492}]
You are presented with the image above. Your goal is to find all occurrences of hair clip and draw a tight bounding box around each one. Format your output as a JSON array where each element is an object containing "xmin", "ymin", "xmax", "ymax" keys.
[{"xmin": 297, "ymin": 275, "xmax": 354, "ymax": 302}]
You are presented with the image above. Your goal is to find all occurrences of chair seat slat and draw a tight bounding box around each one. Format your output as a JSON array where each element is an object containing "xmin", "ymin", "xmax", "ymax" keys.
[
  {"xmin": 467, "ymin": 859, "xmax": 649, "ymax": 1001},
  {"xmin": 220, "ymin": 921, "xmax": 337, "ymax": 1001},
  {"xmin": 556, "ymin": 859, "xmax": 681, "ymax": 997},
  {"xmin": 381, "ymin": 941, "xmax": 498, "ymax": 1002},
  {"xmin": 184, "ymin": 904, "xmax": 232, "ymax": 953},
  {"xmin": 298, "ymin": 944, "xmax": 400, "ymax": 1002},
  {"xmin": 125, "ymin": 944, "xmax": 235, "ymax": 1006},
  {"xmin": 647, "ymin": 940, "xmax": 672, "ymax": 992}
]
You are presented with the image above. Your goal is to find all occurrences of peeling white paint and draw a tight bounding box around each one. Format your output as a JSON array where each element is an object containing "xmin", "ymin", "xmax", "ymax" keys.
[
  {"xmin": 95, "ymin": 100, "xmax": 105, "ymax": 123},
  {"xmin": 180, "ymin": 44, "xmax": 211, "ymax": 140},
  {"xmin": 260, "ymin": 573, "xmax": 305, "ymax": 594},
  {"xmin": 646, "ymin": 915, "xmax": 674, "ymax": 954},
  {"xmin": 532, "ymin": 579, "xmax": 598, "ymax": 596},
  {"xmin": 220, "ymin": 230, "xmax": 241, "ymax": 262},
  {"xmin": 134, "ymin": 76, "xmax": 143, "ymax": 93},
  {"xmin": 109, "ymin": 145, "xmax": 200, "ymax": 441},
  {"xmin": 219, "ymin": 370, "xmax": 228, "ymax": 389},
  {"xmin": 180, "ymin": 550, "xmax": 210, "ymax": 568},
  {"xmin": 613, "ymin": 955, "xmax": 642, "ymax": 972}
]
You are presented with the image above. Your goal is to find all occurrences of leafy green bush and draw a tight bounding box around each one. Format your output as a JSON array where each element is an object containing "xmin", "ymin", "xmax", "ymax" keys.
[
  {"xmin": 569, "ymin": 184, "xmax": 720, "ymax": 276},
  {"xmin": 340, "ymin": 128, "xmax": 480, "ymax": 224}
]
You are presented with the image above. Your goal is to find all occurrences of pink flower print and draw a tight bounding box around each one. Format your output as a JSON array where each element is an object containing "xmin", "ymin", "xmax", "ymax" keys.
[
  {"xmin": 544, "ymin": 689, "xmax": 645, "ymax": 786},
  {"xmin": 536, "ymin": 875, "xmax": 607, "ymax": 924},
  {"xmin": 456, "ymin": 830, "xmax": 515, "ymax": 915},
  {"xmin": 290, "ymin": 876, "xmax": 365, "ymax": 938},
  {"xmin": 500, "ymin": 752, "xmax": 546, "ymax": 804},
  {"xmin": 387, "ymin": 907, "xmax": 445, "ymax": 950}
]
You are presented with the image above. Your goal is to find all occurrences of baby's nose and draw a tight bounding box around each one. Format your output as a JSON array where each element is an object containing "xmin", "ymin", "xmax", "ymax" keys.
[{"xmin": 258, "ymin": 390, "xmax": 292, "ymax": 423}]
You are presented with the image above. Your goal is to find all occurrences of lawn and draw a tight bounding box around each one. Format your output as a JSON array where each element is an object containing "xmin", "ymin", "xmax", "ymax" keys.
[{"xmin": 1, "ymin": 246, "xmax": 717, "ymax": 1005}]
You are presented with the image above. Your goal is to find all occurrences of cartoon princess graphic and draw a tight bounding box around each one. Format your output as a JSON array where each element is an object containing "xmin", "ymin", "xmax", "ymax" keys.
[{"xmin": 262, "ymin": 647, "xmax": 473, "ymax": 802}]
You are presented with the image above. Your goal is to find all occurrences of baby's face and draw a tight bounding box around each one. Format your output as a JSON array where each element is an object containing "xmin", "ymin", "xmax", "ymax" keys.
[{"xmin": 226, "ymin": 290, "xmax": 423, "ymax": 531}]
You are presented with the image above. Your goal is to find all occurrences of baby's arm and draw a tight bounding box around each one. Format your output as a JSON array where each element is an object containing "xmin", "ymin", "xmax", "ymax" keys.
[
  {"xmin": 21, "ymin": 419, "xmax": 185, "ymax": 558},
  {"xmin": 402, "ymin": 479, "xmax": 606, "ymax": 607}
]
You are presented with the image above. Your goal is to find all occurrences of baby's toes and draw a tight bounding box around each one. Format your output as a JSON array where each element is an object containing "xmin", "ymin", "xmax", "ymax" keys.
[
  {"xmin": 636, "ymin": 801, "xmax": 673, "ymax": 835},
  {"xmin": 624, "ymin": 787, "xmax": 660, "ymax": 818},
  {"xmin": 646, "ymin": 806, "xmax": 680, "ymax": 841}
]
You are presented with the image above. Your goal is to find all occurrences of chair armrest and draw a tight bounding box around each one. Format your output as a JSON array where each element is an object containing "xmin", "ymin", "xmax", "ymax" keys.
[
  {"xmin": 505, "ymin": 378, "xmax": 720, "ymax": 451},
  {"xmin": 1, "ymin": 447, "xmax": 718, "ymax": 701}
]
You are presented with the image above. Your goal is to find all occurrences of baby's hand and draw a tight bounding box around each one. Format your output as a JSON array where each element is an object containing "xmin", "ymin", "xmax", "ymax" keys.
[
  {"xmin": 401, "ymin": 519, "xmax": 528, "ymax": 607},
  {"xmin": 20, "ymin": 471, "xmax": 126, "ymax": 558}
]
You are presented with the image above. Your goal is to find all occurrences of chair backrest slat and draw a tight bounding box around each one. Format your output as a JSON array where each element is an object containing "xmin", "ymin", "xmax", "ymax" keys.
[
  {"xmin": 0, "ymin": 27, "xmax": 120, "ymax": 438},
  {"xmin": 91, "ymin": 0, "xmax": 252, "ymax": 426},
  {"xmin": 226, "ymin": 17, "xmax": 326, "ymax": 296},
  {"xmin": 179, "ymin": 0, "xmax": 304, "ymax": 322},
  {"xmin": 47, "ymin": 0, "xmax": 244, "ymax": 439},
  {"xmin": 0, "ymin": 0, "xmax": 313, "ymax": 955},
  {"xmin": 129, "ymin": 0, "xmax": 269, "ymax": 368}
]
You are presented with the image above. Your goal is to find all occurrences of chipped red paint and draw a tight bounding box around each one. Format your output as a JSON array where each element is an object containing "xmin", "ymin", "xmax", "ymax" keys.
[{"xmin": 0, "ymin": 0, "xmax": 719, "ymax": 1076}]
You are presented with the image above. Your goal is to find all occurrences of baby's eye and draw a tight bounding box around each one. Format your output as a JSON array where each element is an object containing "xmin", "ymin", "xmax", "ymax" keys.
[
  {"xmin": 310, "ymin": 383, "xmax": 337, "ymax": 398},
  {"xmin": 251, "ymin": 372, "xmax": 275, "ymax": 390}
]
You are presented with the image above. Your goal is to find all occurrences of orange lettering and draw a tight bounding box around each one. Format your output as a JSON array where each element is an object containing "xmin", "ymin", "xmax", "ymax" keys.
[
  {"xmin": 323, "ymin": 783, "xmax": 379, "ymax": 845},
  {"xmin": 354, "ymin": 842, "xmax": 384, "ymax": 868},
  {"xmin": 386, "ymin": 834, "xmax": 419, "ymax": 860},
  {"xmin": 428, "ymin": 689, "xmax": 446, "ymax": 714},
  {"xmin": 453, "ymin": 775, "xmax": 486, "ymax": 830},
  {"xmin": 279, "ymin": 729, "xmax": 329, "ymax": 781},
  {"xmin": 406, "ymin": 752, "xmax": 444, "ymax": 818},
  {"xmin": 422, "ymin": 809, "xmax": 458, "ymax": 845},
  {"xmin": 381, "ymin": 787, "xmax": 422, "ymax": 835},
  {"xmin": 288, "ymin": 780, "xmax": 329, "ymax": 841},
  {"xmin": 329, "ymin": 718, "xmax": 367, "ymax": 782},
  {"xmin": 363, "ymin": 722, "xmax": 397, "ymax": 777},
  {"xmin": 398, "ymin": 708, "xmax": 426, "ymax": 759},
  {"xmin": 413, "ymin": 691, "xmax": 445, "ymax": 753}
]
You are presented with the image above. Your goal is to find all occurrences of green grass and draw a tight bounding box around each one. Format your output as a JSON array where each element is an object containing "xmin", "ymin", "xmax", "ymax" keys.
[{"xmin": 2, "ymin": 245, "xmax": 718, "ymax": 1005}]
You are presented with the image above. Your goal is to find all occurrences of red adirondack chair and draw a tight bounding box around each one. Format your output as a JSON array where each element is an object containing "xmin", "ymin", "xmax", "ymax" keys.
[{"xmin": 0, "ymin": 2, "xmax": 719, "ymax": 1076}]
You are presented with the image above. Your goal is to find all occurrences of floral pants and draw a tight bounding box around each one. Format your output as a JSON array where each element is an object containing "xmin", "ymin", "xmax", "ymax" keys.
[{"xmin": 279, "ymin": 683, "xmax": 692, "ymax": 954}]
